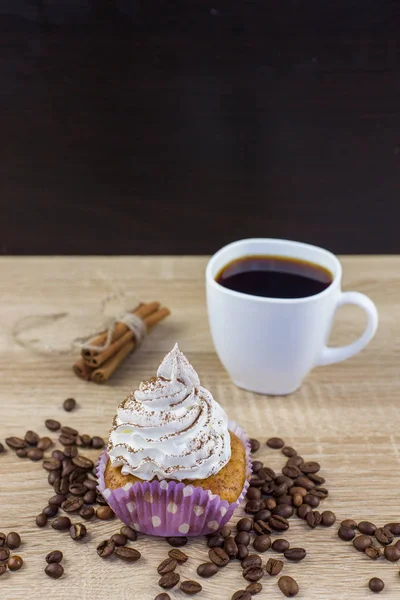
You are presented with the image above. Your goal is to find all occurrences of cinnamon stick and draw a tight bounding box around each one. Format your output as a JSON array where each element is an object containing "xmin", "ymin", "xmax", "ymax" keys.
[
  {"xmin": 73, "ymin": 357, "xmax": 95, "ymax": 381},
  {"xmin": 81, "ymin": 301, "xmax": 159, "ymax": 359},
  {"xmin": 90, "ymin": 306, "xmax": 171, "ymax": 383}
]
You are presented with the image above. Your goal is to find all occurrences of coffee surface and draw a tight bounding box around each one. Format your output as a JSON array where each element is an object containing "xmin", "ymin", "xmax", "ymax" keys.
[{"xmin": 215, "ymin": 255, "xmax": 333, "ymax": 299}]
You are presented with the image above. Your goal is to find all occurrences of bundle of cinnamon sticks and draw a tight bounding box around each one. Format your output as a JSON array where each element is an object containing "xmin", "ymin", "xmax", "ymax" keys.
[{"xmin": 73, "ymin": 302, "xmax": 170, "ymax": 384}]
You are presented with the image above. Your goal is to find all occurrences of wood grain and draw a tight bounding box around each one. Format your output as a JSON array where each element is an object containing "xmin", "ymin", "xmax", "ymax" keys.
[{"xmin": 0, "ymin": 256, "xmax": 399, "ymax": 599}]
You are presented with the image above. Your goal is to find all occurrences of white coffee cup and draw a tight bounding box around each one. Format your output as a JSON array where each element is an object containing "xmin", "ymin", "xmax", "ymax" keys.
[{"xmin": 206, "ymin": 238, "xmax": 378, "ymax": 395}]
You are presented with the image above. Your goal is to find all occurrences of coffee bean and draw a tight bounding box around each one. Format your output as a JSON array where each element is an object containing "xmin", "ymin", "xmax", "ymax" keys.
[
  {"xmin": 249, "ymin": 439, "xmax": 260, "ymax": 453},
  {"xmin": 232, "ymin": 592, "xmax": 251, "ymax": 600},
  {"xmin": 267, "ymin": 437, "xmax": 285, "ymax": 449},
  {"xmin": 0, "ymin": 533, "xmax": 5, "ymax": 547},
  {"xmin": 63, "ymin": 397, "xmax": 76, "ymax": 411},
  {"xmin": 180, "ymin": 580, "xmax": 202, "ymax": 594},
  {"xmin": 207, "ymin": 533, "xmax": 224, "ymax": 548},
  {"xmin": 51, "ymin": 516, "xmax": 71, "ymax": 531},
  {"xmin": 245, "ymin": 499, "xmax": 262, "ymax": 514},
  {"xmin": 341, "ymin": 519, "xmax": 357, "ymax": 529},
  {"xmin": 79, "ymin": 506, "xmax": 95, "ymax": 520},
  {"xmin": 357, "ymin": 521, "xmax": 376, "ymax": 535},
  {"xmin": 63, "ymin": 446, "xmax": 78, "ymax": 458},
  {"xmin": 70, "ymin": 523, "xmax": 87, "ymax": 540},
  {"xmin": 235, "ymin": 531, "xmax": 251, "ymax": 546},
  {"xmin": 115, "ymin": 546, "xmax": 141, "ymax": 562},
  {"xmin": 48, "ymin": 471, "xmax": 59, "ymax": 486},
  {"xmin": 386, "ymin": 522, "xmax": 400, "ymax": 536},
  {"xmin": 282, "ymin": 446, "xmax": 297, "ymax": 457},
  {"xmin": 43, "ymin": 459, "xmax": 61, "ymax": 472},
  {"xmin": 253, "ymin": 535, "xmax": 271, "ymax": 553},
  {"xmin": 45, "ymin": 563, "xmax": 64, "ymax": 579},
  {"xmin": 24, "ymin": 430, "xmax": 39, "ymax": 446},
  {"xmin": 265, "ymin": 498, "xmax": 277, "ymax": 510},
  {"xmin": 287, "ymin": 456, "xmax": 304, "ymax": 468},
  {"xmin": 301, "ymin": 461, "xmax": 320, "ymax": 474},
  {"xmin": 282, "ymin": 465, "xmax": 301, "ymax": 479},
  {"xmin": 247, "ymin": 487, "xmax": 262, "ymax": 500},
  {"xmin": 274, "ymin": 483, "xmax": 290, "ymax": 498},
  {"xmin": 59, "ymin": 434, "xmax": 76, "ymax": 446},
  {"xmin": 8, "ymin": 556, "xmax": 23, "ymax": 571},
  {"xmin": 83, "ymin": 478, "xmax": 97, "ymax": 491},
  {"xmin": 36, "ymin": 513, "xmax": 48, "ymax": 527},
  {"xmin": 262, "ymin": 483, "xmax": 275, "ymax": 496},
  {"xmin": 268, "ymin": 515, "xmax": 289, "ymax": 531},
  {"xmin": 292, "ymin": 494, "xmax": 303, "ymax": 508},
  {"xmin": 45, "ymin": 419, "xmax": 61, "ymax": 432},
  {"xmin": 116, "ymin": 525, "xmax": 136, "ymax": 542},
  {"xmin": 56, "ymin": 477, "xmax": 70, "ymax": 496},
  {"xmin": 243, "ymin": 565, "xmax": 264, "ymax": 582},
  {"xmin": 303, "ymin": 494, "xmax": 319, "ymax": 508},
  {"xmin": 37, "ymin": 437, "xmax": 52, "ymax": 451},
  {"xmin": 289, "ymin": 486, "xmax": 307, "ymax": 497},
  {"xmin": 166, "ymin": 536, "xmax": 187, "ymax": 547},
  {"xmin": 308, "ymin": 473, "xmax": 325, "ymax": 485},
  {"xmin": 6, "ymin": 532, "xmax": 21, "ymax": 550},
  {"xmin": 253, "ymin": 520, "xmax": 271, "ymax": 536},
  {"xmin": 272, "ymin": 504, "xmax": 294, "ymax": 519},
  {"xmin": 91, "ymin": 436, "xmax": 105, "ymax": 449},
  {"xmin": 224, "ymin": 537, "xmax": 239, "ymax": 558},
  {"xmin": 246, "ymin": 582, "xmax": 263, "ymax": 595},
  {"xmin": 294, "ymin": 477, "xmax": 314, "ymax": 492},
  {"xmin": 266, "ymin": 558, "xmax": 284, "ymax": 576},
  {"xmin": 278, "ymin": 575, "xmax": 299, "ymax": 597},
  {"xmin": 61, "ymin": 459, "xmax": 75, "ymax": 476},
  {"xmin": 155, "ymin": 595, "xmax": 170, "ymax": 600},
  {"xmin": 0, "ymin": 547, "xmax": 10, "ymax": 562},
  {"xmin": 369, "ymin": 577, "xmax": 384, "ymax": 593},
  {"xmin": 168, "ymin": 548, "xmax": 188, "ymax": 563},
  {"xmin": 72, "ymin": 455, "xmax": 93, "ymax": 470},
  {"xmin": 338, "ymin": 526, "xmax": 356, "ymax": 541},
  {"xmin": 375, "ymin": 527, "xmax": 394, "ymax": 545},
  {"xmin": 242, "ymin": 554, "xmax": 262, "ymax": 569},
  {"xmin": 208, "ymin": 547, "xmax": 229, "ymax": 567},
  {"xmin": 96, "ymin": 506, "xmax": 115, "ymax": 520},
  {"xmin": 43, "ymin": 505, "xmax": 58, "ymax": 517},
  {"xmin": 237, "ymin": 544, "xmax": 249, "ymax": 560},
  {"xmin": 365, "ymin": 546, "xmax": 381, "ymax": 559},
  {"xmin": 46, "ymin": 550, "xmax": 63, "ymax": 564},
  {"xmin": 158, "ymin": 558, "xmax": 178, "ymax": 575},
  {"xmin": 0, "ymin": 564, "xmax": 7, "ymax": 576},
  {"xmin": 76, "ymin": 434, "xmax": 92, "ymax": 448},
  {"xmin": 61, "ymin": 497, "xmax": 83, "ymax": 513},
  {"xmin": 284, "ymin": 548, "xmax": 306, "ymax": 562},
  {"xmin": 310, "ymin": 487, "xmax": 329, "ymax": 499},
  {"xmin": 321, "ymin": 511, "xmax": 336, "ymax": 527},
  {"xmin": 69, "ymin": 469, "xmax": 86, "ymax": 484},
  {"xmin": 306, "ymin": 510, "xmax": 322, "ymax": 528},
  {"xmin": 6, "ymin": 437, "xmax": 26, "ymax": 450},
  {"xmin": 220, "ymin": 525, "xmax": 231, "ymax": 538},
  {"xmin": 261, "ymin": 467, "xmax": 276, "ymax": 481},
  {"xmin": 107, "ymin": 533, "xmax": 126, "ymax": 547},
  {"xmin": 272, "ymin": 539, "xmax": 290, "ymax": 553},
  {"xmin": 353, "ymin": 535, "xmax": 372, "ymax": 552},
  {"xmin": 252, "ymin": 460, "xmax": 263, "ymax": 472},
  {"xmin": 297, "ymin": 504, "xmax": 312, "ymax": 519},
  {"xmin": 49, "ymin": 494, "xmax": 66, "ymax": 507},
  {"xmin": 97, "ymin": 539, "xmax": 115, "ymax": 558},
  {"xmin": 254, "ymin": 509, "xmax": 272, "ymax": 522},
  {"xmin": 159, "ymin": 572, "xmax": 180, "ymax": 589},
  {"xmin": 384, "ymin": 544, "xmax": 400, "ymax": 562},
  {"xmin": 276, "ymin": 495, "xmax": 293, "ymax": 506},
  {"xmin": 197, "ymin": 562, "xmax": 218, "ymax": 578},
  {"xmin": 69, "ymin": 483, "xmax": 87, "ymax": 496}
]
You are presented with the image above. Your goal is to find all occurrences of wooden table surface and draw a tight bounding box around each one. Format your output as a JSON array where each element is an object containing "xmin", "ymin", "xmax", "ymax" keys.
[{"xmin": 0, "ymin": 256, "xmax": 399, "ymax": 599}]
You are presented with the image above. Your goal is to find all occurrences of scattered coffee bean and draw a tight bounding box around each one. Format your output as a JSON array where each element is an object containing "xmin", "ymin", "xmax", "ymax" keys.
[
  {"xmin": 297, "ymin": 504, "xmax": 312, "ymax": 519},
  {"xmin": 49, "ymin": 494, "xmax": 66, "ymax": 507},
  {"xmin": 166, "ymin": 536, "xmax": 187, "ymax": 547},
  {"xmin": 247, "ymin": 487, "xmax": 262, "ymax": 500},
  {"xmin": 108, "ymin": 533, "xmax": 126, "ymax": 547},
  {"xmin": 375, "ymin": 527, "xmax": 394, "ymax": 545},
  {"xmin": 220, "ymin": 525, "xmax": 231, "ymax": 538},
  {"xmin": 0, "ymin": 564, "xmax": 7, "ymax": 576},
  {"xmin": 268, "ymin": 515, "xmax": 289, "ymax": 531},
  {"xmin": 24, "ymin": 430, "xmax": 39, "ymax": 446},
  {"xmin": 168, "ymin": 548, "xmax": 188, "ymax": 563},
  {"xmin": 282, "ymin": 465, "xmax": 301, "ymax": 479},
  {"xmin": 242, "ymin": 554, "xmax": 262, "ymax": 569},
  {"xmin": 180, "ymin": 580, "xmax": 202, "ymax": 594},
  {"xmin": 254, "ymin": 509, "xmax": 272, "ymax": 522},
  {"xmin": 384, "ymin": 544, "xmax": 400, "ymax": 562},
  {"xmin": 321, "ymin": 511, "xmax": 336, "ymax": 527},
  {"xmin": 97, "ymin": 539, "xmax": 115, "ymax": 558},
  {"xmin": 209, "ymin": 547, "xmax": 230, "ymax": 567},
  {"xmin": 245, "ymin": 499, "xmax": 262, "ymax": 514},
  {"xmin": 37, "ymin": 437, "xmax": 53, "ymax": 451},
  {"xmin": 369, "ymin": 577, "xmax": 384, "ymax": 593},
  {"xmin": 338, "ymin": 526, "xmax": 356, "ymax": 541},
  {"xmin": 63, "ymin": 398, "xmax": 76, "ymax": 412},
  {"xmin": 358, "ymin": 521, "xmax": 376, "ymax": 536},
  {"xmin": 294, "ymin": 476, "xmax": 314, "ymax": 490},
  {"xmin": 63, "ymin": 446, "xmax": 78, "ymax": 458},
  {"xmin": 69, "ymin": 483, "xmax": 87, "ymax": 496},
  {"xmin": 51, "ymin": 516, "xmax": 71, "ymax": 531},
  {"xmin": 36, "ymin": 513, "xmax": 48, "ymax": 527},
  {"xmin": 282, "ymin": 446, "xmax": 297, "ymax": 457},
  {"xmin": 46, "ymin": 550, "xmax": 63, "ymax": 564},
  {"xmin": 8, "ymin": 556, "xmax": 23, "ymax": 571},
  {"xmin": 237, "ymin": 544, "xmax": 249, "ymax": 560},
  {"xmin": 155, "ymin": 595, "xmax": 170, "ymax": 600},
  {"xmin": 76, "ymin": 434, "xmax": 91, "ymax": 448},
  {"xmin": 273, "ymin": 504, "xmax": 294, "ymax": 519},
  {"xmin": 70, "ymin": 523, "xmax": 87, "ymax": 540},
  {"xmin": 207, "ymin": 533, "xmax": 224, "ymax": 548},
  {"xmin": 225, "ymin": 537, "xmax": 239, "ymax": 558},
  {"xmin": 310, "ymin": 487, "xmax": 329, "ymax": 499},
  {"xmin": 237, "ymin": 518, "xmax": 253, "ymax": 533},
  {"xmin": 45, "ymin": 563, "xmax": 64, "ymax": 579},
  {"xmin": 303, "ymin": 494, "xmax": 319, "ymax": 508},
  {"xmin": 6, "ymin": 532, "xmax": 21, "ymax": 550},
  {"xmin": 159, "ymin": 572, "xmax": 180, "ymax": 589},
  {"xmin": 250, "ymin": 439, "xmax": 260, "ymax": 453},
  {"xmin": 115, "ymin": 546, "xmax": 141, "ymax": 562},
  {"xmin": 267, "ymin": 437, "xmax": 285, "ymax": 449},
  {"xmin": 306, "ymin": 510, "xmax": 322, "ymax": 528},
  {"xmin": 91, "ymin": 436, "xmax": 105, "ymax": 449},
  {"xmin": 0, "ymin": 533, "xmax": 5, "ymax": 547},
  {"xmin": 276, "ymin": 494, "xmax": 293, "ymax": 506},
  {"xmin": 197, "ymin": 562, "xmax": 218, "ymax": 578},
  {"xmin": 71, "ymin": 455, "xmax": 93, "ymax": 470},
  {"xmin": 284, "ymin": 548, "xmax": 306, "ymax": 562},
  {"xmin": 43, "ymin": 458, "xmax": 61, "ymax": 472},
  {"xmin": 243, "ymin": 565, "xmax": 264, "ymax": 582},
  {"xmin": 96, "ymin": 506, "xmax": 115, "ymax": 520},
  {"xmin": 79, "ymin": 506, "xmax": 95, "ymax": 520},
  {"xmin": 158, "ymin": 557, "xmax": 178, "ymax": 575},
  {"xmin": 45, "ymin": 419, "xmax": 61, "ymax": 432},
  {"xmin": 271, "ymin": 539, "xmax": 289, "ymax": 553},
  {"xmin": 0, "ymin": 547, "xmax": 10, "ymax": 562},
  {"xmin": 252, "ymin": 460, "xmax": 263, "ymax": 472},
  {"xmin": 341, "ymin": 519, "xmax": 357, "ymax": 529},
  {"xmin": 274, "ymin": 483, "xmax": 290, "ymax": 497},
  {"xmin": 43, "ymin": 505, "xmax": 58, "ymax": 517},
  {"xmin": 386, "ymin": 523, "xmax": 400, "ymax": 536},
  {"xmin": 232, "ymin": 592, "xmax": 251, "ymax": 600},
  {"xmin": 253, "ymin": 520, "xmax": 271, "ymax": 536},
  {"xmin": 26, "ymin": 447, "xmax": 43, "ymax": 461},
  {"xmin": 288, "ymin": 456, "xmax": 305, "ymax": 468},
  {"xmin": 253, "ymin": 535, "xmax": 271, "ymax": 553},
  {"xmin": 278, "ymin": 575, "xmax": 299, "ymax": 597},
  {"xmin": 365, "ymin": 546, "xmax": 381, "ymax": 559},
  {"xmin": 59, "ymin": 434, "xmax": 76, "ymax": 446},
  {"xmin": 235, "ymin": 531, "xmax": 251, "ymax": 546},
  {"xmin": 265, "ymin": 498, "xmax": 277, "ymax": 510},
  {"xmin": 353, "ymin": 535, "xmax": 372, "ymax": 552},
  {"xmin": 301, "ymin": 461, "xmax": 320, "ymax": 474},
  {"xmin": 266, "ymin": 557, "xmax": 284, "ymax": 576},
  {"xmin": 246, "ymin": 582, "xmax": 262, "ymax": 595},
  {"xmin": 16, "ymin": 449, "xmax": 27, "ymax": 458},
  {"xmin": 292, "ymin": 494, "xmax": 303, "ymax": 508},
  {"xmin": 62, "ymin": 497, "xmax": 84, "ymax": 513},
  {"xmin": 6, "ymin": 437, "xmax": 26, "ymax": 450}
]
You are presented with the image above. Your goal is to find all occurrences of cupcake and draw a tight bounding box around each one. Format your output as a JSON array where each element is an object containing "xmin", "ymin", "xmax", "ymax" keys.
[{"xmin": 97, "ymin": 343, "xmax": 251, "ymax": 536}]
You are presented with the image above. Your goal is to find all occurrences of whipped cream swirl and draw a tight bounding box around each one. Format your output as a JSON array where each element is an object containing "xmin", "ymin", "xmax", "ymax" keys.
[{"xmin": 108, "ymin": 343, "xmax": 231, "ymax": 481}]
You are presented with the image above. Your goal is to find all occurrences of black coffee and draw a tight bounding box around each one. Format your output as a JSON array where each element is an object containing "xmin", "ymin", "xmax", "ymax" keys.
[{"xmin": 215, "ymin": 255, "xmax": 332, "ymax": 299}]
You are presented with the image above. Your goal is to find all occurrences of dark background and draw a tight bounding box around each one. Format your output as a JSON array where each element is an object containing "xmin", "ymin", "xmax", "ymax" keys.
[{"xmin": 1, "ymin": 1, "xmax": 399, "ymax": 255}]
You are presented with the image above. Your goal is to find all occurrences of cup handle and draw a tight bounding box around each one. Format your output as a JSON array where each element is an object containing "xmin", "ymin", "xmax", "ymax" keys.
[{"xmin": 315, "ymin": 291, "xmax": 378, "ymax": 367}]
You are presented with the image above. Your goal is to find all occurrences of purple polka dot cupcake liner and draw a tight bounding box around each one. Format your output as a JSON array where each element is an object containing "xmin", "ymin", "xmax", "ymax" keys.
[{"xmin": 96, "ymin": 421, "xmax": 252, "ymax": 537}]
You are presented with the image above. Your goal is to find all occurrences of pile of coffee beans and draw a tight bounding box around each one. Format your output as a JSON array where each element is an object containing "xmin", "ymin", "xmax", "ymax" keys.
[
  {"xmin": 154, "ymin": 548, "xmax": 204, "ymax": 595},
  {"xmin": 0, "ymin": 531, "xmax": 23, "ymax": 576},
  {"xmin": 96, "ymin": 525, "xmax": 141, "ymax": 562}
]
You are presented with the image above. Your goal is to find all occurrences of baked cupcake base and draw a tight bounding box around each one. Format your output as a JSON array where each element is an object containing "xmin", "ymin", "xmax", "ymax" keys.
[{"xmin": 97, "ymin": 421, "xmax": 252, "ymax": 537}]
